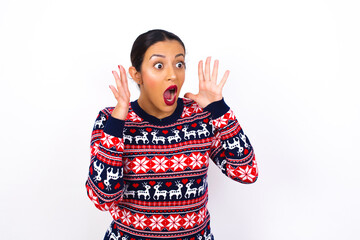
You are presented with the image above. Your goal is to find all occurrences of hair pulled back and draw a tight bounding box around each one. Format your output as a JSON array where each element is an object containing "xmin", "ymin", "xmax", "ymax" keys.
[{"xmin": 130, "ymin": 29, "xmax": 186, "ymax": 72}]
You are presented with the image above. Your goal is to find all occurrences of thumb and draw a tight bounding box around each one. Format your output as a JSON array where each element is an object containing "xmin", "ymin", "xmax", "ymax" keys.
[{"xmin": 184, "ymin": 92, "xmax": 198, "ymax": 101}]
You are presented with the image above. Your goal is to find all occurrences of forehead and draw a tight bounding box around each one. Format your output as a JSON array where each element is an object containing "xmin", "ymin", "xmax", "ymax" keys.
[{"xmin": 144, "ymin": 40, "xmax": 185, "ymax": 58}]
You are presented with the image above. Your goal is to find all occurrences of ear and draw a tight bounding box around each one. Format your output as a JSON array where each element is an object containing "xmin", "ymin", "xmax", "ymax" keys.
[{"xmin": 129, "ymin": 66, "xmax": 142, "ymax": 85}]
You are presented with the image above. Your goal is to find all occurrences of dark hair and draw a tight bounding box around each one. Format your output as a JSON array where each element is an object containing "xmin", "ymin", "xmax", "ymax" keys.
[{"xmin": 130, "ymin": 29, "xmax": 186, "ymax": 72}]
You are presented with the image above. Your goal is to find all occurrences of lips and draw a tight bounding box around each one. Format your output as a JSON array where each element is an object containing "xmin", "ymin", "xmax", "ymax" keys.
[{"xmin": 163, "ymin": 85, "xmax": 177, "ymax": 106}]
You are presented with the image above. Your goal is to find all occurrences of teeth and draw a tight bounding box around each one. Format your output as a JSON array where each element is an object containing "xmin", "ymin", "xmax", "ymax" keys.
[{"xmin": 164, "ymin": 86, "xmax": 177, "ymax": 102}]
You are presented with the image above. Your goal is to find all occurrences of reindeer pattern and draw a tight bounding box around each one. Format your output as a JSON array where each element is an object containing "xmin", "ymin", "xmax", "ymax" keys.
[
  {"xmin": 94, "ymin": 114, "xmax": 106, "ymax": 129},
  {"xmin": 123, "ymin": 121, "xmax": 213, "ymax": 146},
  {"xmin": 88, "ymin": 100, "xmax": 256, "ymax": 240},
  {"xmin": 120, "ymin": 178, "xmax": 207, "ymax": 201}
]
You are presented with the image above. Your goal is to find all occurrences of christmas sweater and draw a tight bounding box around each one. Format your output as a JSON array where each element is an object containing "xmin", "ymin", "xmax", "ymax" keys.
[{"xmin": 85, "ymin": 98, "xmax": 258, "ymax": 240}]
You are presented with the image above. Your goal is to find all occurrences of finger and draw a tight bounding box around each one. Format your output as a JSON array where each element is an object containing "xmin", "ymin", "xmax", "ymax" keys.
[
  {"xmin": 211, "ymin": 59, "xmax": 219, "ymax": 84},
  {"xmin": 109, "ymin": 85, "xmax": 120, "ymax": 99},
  {"xmin": 198, "ymin": 60, "xmax": 205, "ymax": 88},
  {"xmin": 218, "ymin": 70, "xmax": 230, "ymax": 90},
  {"xmin": 184, "ymin": 92, "xmax": 198, "ymax": 102},
  {"xmin": 119, "ymin": 65, "xmax": 130, "ymax": 97},
  {"xmin": 205, "ymin": 56, "xmax": 211, "ymax": 81},
  {"xmin": 112, "ymin": 70, "xmax": 123, "ymax": 91}
]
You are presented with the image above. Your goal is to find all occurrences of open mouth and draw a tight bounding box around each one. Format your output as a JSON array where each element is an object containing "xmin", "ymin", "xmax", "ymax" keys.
[{"xmin": 163, "ymin": 85, "xmax": 178, "ymax": 106}]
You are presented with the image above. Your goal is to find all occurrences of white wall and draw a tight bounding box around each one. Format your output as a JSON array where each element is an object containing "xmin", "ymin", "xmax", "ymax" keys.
[{"xmin": 1, "ymin": 0, "xmax": 359, "ymax": 239}]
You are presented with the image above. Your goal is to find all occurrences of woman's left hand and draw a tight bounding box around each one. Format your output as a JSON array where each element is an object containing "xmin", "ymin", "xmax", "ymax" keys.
[{"xmin": 184, "ymin": 56, "xmax": 230, "ymax": 108}]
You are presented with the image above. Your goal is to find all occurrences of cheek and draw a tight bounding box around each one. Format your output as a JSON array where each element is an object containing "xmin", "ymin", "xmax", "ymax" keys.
[
  {"xmin": 178, "ymin": 70, "xmax": 185, "ymax": 82},
  {"xmin": 178, "ymin": 73, "xmax": 185, "ymax": 86},
  {"xmin": 142, "ymin": 72, "xmax": 161, "ymax": 87},
  {"xmin": 142, "ymin": 73, "xmax": 164, "ymax": 96},
  {"xmin": 145, "ymin": 79, "xmax": 162, "ymax": 91}
]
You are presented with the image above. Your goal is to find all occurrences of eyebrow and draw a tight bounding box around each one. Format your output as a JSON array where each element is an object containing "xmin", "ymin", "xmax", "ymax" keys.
[{"xmin": 149, "ymin": 53, "xmax": 185, "ymax": 60}]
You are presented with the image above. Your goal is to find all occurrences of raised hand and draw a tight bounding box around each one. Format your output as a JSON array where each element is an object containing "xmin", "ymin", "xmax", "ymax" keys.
[
  {"xmin": 109, "ymin": 65, "xmax": 131, "ymax": 120},
  {"xmin": 184, "ymin": 56, "xmax": 230, "ymax": 108}
]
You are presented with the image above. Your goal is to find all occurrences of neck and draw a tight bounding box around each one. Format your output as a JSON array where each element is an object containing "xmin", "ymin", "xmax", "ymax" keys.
[{"xmin": 137, "ymin": 95, "xmax": 178, "ymax": 120}]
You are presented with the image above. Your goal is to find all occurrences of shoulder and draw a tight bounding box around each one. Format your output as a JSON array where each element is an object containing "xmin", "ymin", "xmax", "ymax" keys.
[
  {"xmin": 98, "ymin": 107, "xmax": 115, "ymax": 117},
  {"xmin": 96, "ymin": 102, "xmax": 132, "ymax": 119},
  {"xmin": 99, "ymin": 102, "xmax": 144, "ymax": 123},
  {"xmin": 92, "ymin": 107, "xmax": 114, "ymax": 122}
]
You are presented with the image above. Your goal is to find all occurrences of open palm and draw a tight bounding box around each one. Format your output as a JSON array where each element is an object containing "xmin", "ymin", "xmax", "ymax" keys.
[
  {"xmin": 109, "ymin": 65, "xmax": 131, "ymax": 120},
  {"xmin": 184, "ymin": 57, "xmax": 230, "ymax": 108}
]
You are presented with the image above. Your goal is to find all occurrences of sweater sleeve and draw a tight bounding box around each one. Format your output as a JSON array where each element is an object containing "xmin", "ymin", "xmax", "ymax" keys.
[
  {"xmin": 205, "ymin": 99, "xmax": 258, "ymax": 184},
  {"xmin": 85, "ymin": 108, "xmax": 126, "ymax": 212}
]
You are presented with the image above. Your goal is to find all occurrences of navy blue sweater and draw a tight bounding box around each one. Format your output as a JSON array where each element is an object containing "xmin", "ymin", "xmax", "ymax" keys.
[{"xmin": 86, "ymin": 98, "xmax": 258, "ymax": 240}]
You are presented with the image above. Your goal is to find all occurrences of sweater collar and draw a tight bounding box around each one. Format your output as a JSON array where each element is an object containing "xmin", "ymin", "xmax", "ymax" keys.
[{"xmin": 131, "ymin": 98, "xmax": 184, "ymax": 126}]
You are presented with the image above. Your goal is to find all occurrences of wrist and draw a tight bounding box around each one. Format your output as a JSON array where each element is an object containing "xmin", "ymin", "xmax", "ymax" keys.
[
  {"xmin": 111, "ymin": 103, "xmax": 129, "ymax": 120},
  {"xmin": 203, "ymin": 98, "xmax": 230, "ymax": 119},
  {"xmin": 104, "ymin": 116, "xmax": 125, "ymax": 138}
]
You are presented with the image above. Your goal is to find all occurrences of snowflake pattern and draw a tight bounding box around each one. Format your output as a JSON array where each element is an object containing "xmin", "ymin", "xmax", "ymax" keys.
[
  {"xmin": 133, "ymin": 213, "xmax": 147, "ymax": 230},
  {"xmin": 127, "ymin": 111, "xmax": 143, "ymax": 122},
  {"xmin": 227, "ymin": 165, "xmax": 237, "ymax": 178},
  {"xmin": 91, "ymin": 142, "xmax": 99, "ymax": 157},
  {"xmin": 197, "ymin": 208, "xmax": 206, "ymax": 225},
  {"xmin": 101, "ymin": 132, "xmax": 114, "ymax": 148},
  {"xmin": 120, "ymin": 209, "xmax": 132, "ymax": 226},
  {"xmin": 171, "ymin": 154, "xmax": 188, "ymax": 171},
  {"xmin": 225, "ymin": 109, "xmax": 236, "ymax": 120},
  {"xmin": 102, "ymin": 207, "xmax": 212, "ymax": 232},
  {"xmin": 123, "ymin": 157, "xmax": 132, "ymax": 173},
  {"xmin": 115, "ymin": 138, "xmax": 124, "ymax": 152},
  {"xmin": 183, "ymin": 213, "xmax": 196, "ymax": 229},
  {"xmin": 166, "ymin": 214, "xmax": 182, "ymax": 230},
  {"xmin": 212, "ymin": 117, "xmax": 228, "ymax": 129},
  {"xmin": 190, "ymin": 103, "xmax": 203, "ymax": 113},
  {"xmin": 149, "ymin": 215, "xmax": 165, "ymax": 231},
  {"xmin": 189, "ymin": 153, "xmax": 204, "ymax": 169},
  {"xmin": 237, "ymin": 166, "xmax": 255, "ymax": 182},
  {"xmin": 181, "ymin": 107, "xmax": 192, "ymax": 118},
  {"xmin": 152, "ymin": 156, "xmax": 169, "ymax": 172},
  {"xmin": 109, "ymin": 205, "xmax": 121, "ymax": 220},
  {"xmin": 86, "ymin": 102, "xmax": 258, "ymax": 238},
  {"xmin": 133, "ymin": 157, "xmax": 150, "ymax": 173}
]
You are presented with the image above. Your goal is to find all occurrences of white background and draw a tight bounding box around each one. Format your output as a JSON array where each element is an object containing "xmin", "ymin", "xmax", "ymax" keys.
[{"xmin": 1, "ymin": 0, "xmax": 359, "ymax": 239}]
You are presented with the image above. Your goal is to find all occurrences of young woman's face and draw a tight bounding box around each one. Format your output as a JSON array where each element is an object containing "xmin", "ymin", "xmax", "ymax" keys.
[{"xmin": 137, "ymin": 40, "xmax": 186, "ymax": 119}]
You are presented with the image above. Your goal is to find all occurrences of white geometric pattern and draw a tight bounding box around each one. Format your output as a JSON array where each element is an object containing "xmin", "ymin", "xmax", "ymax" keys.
[
  {"xmin": 101, "ymin": 132, "xmax": 115, "ymax": 148},
  {"xmin": 152, "ymin": 156, "xmax": 169, "ymax": 172},
  {"xmin": 133, "ymin": 157, "xmax": 150, "ymax": 173},
  {"xmin": 170, "ymin": 154, "xmax": 188, "ymax": 171},
  {"xmin": 127, "ymin": 111, "xmax": 143, "ymax": 122},
  {"xmin": 149, "ymin": 215, "xmax": 165, "ymax": 231},
  {"xmin": 116, "ymin": 208, "xmax": 208, "ymax": 231},
  {"xmin": 237, "ymin": 166, "xmax": 256, "ymax": 182},
  {"xmin": 189, "ymin": 153, "xmax": 204, "ymax": 169},
  {"xmin": 87, "ymin": 102, "xmax": 258, "ymax": 238},
  {"xmin": 166, "ymin": 214, "xmax": 182, "ymax": 230}
]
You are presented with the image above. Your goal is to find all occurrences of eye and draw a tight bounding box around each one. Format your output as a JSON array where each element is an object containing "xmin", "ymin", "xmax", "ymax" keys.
[
  {"xmin": 176, "ymin": 61, "xmax": 185, "ymax": 69},
  {"xmin": 154, "ymin": 63, "xmax": 163, "ymax": 69}
]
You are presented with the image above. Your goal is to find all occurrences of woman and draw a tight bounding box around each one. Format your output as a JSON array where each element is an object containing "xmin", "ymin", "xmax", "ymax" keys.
[{"xmin": 86, "ymin": 29, "xmax": 258, "ymax": 240}]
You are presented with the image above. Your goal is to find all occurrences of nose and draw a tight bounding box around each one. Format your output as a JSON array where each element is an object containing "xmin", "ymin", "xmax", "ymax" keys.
[{"xmin": 166, "ymin": 65, "xmax": 176, "ymax": 81}]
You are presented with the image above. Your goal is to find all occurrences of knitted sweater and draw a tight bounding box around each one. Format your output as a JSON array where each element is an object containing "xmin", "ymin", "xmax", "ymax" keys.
[{"xmin": 85, "ymin": 98, "xmax": 258, "ymax": 240}]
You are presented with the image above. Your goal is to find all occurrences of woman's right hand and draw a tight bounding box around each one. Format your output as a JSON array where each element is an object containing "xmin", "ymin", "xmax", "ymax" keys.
[{"xmin": 109, "ymin": 65, "xmax": 131, "ymax": 120}]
